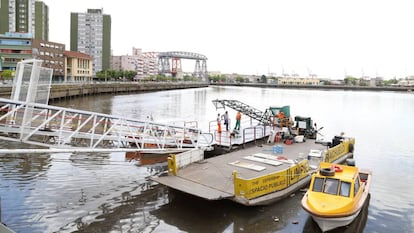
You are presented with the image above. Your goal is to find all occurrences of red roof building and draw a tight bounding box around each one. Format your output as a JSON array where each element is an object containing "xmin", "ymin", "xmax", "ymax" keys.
[{"xmin": 64, "ymin": 50, "xmax": 93, "ymax": 82}]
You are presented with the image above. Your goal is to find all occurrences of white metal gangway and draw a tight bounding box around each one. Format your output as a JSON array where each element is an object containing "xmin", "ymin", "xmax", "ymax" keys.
[
  {"xmin": 0, "ymin": 97, "xmax": 213, "ymax": 154},
  {"xmin": 0, "ymin": 59, "xmax": 213, "ymax": 154}
]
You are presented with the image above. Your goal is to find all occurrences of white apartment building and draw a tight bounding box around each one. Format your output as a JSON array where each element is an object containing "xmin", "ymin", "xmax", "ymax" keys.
[
  {"xmin": 70, "ymin": 9, "xmax": 111, "ymax": 75},
  {"xmin": 7, "ymin": 0, "xmax": 35, "ymax": 34}
]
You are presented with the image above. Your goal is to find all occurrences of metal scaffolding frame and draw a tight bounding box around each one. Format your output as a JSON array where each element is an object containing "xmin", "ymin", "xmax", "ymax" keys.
[{"xmin": 212, "ymin": 99, "xmax": 273, "ymax": 125}]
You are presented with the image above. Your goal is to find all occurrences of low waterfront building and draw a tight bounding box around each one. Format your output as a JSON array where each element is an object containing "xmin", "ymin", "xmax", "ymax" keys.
[
  {"xmin": 277, "ymin": 77, "xmax": 320, "ymax": 85},
  {"xmin": 397, "ymin": 76, "xmax": 414, "ymax": 86},
  {"xmin": 64, "ymin": 50, "xmax": 93, "ymax": 82},
  {"xmin": 32, "ymin": 39, "xmax": 65, "ymax": 81},
  {"xmin": 0, "ymin": 32, "xmax": 32, "ymax": 72}
]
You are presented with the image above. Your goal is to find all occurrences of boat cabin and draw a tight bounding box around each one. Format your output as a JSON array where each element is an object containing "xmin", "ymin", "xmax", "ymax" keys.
[{"xmin": 310, "ymin": 164, "xmax": 363, "ymax": 198}]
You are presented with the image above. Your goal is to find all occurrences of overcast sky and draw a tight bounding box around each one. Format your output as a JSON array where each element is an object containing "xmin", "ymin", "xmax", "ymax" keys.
[{"xmin": 45, "ymin": 0, "xmax": 414, "ymax": 79}]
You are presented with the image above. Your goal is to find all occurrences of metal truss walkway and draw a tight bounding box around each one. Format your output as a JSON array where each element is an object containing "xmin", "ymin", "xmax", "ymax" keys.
[
  {"xmin": 0, "ymin": 98, "xmax": 213, "ymax": 154},
  {"xmin": 212, "ymin": 99, "xmax": 273, "ymax": 125},
  {"xmin": 0, "ymin": 59, "xmax": 213, "ymax": 155}
]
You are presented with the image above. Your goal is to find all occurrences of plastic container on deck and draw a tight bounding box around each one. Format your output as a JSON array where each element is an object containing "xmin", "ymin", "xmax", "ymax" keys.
[{"xmin": 273, "ymin": 145, "xmax": 283, "ymax": 154}]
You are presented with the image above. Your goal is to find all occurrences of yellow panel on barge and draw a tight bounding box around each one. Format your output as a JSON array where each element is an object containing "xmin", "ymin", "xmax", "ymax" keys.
[{"xmin": 151, "ymin": 137, "xmax": 355, "ymax": 206}]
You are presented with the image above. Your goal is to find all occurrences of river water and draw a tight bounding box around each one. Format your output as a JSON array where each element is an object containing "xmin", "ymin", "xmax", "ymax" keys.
[{"xmin": 1, "ymin": 86, "xmax": 413, "ymax": 233}]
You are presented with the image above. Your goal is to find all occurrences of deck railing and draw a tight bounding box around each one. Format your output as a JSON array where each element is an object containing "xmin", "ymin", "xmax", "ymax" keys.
[
  {"xmin": 242, "ymin": 126, "xmax": 264, "ymax": 147},
  {"xmin": 167, "ymin": 148, "xmax": 204, "ymax": 175},
  {"xmin": 324, "ymin": 137, "xmax": 355, "ymax": 162}
]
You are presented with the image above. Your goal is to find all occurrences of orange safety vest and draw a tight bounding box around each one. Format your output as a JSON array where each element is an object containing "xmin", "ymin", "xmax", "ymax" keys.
[{"xmin": 236, "ymin": 112, "xmax": 241, "ymax": 120}]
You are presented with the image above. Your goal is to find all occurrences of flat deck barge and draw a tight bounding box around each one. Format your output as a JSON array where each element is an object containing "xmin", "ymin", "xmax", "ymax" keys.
[{"xmin": 152, "ymin": 136, "xmax": 355, "ymax": 206}]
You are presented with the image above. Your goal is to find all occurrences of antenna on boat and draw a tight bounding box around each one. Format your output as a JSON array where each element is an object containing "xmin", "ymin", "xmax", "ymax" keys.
[{"xmin": 314, "ymin": 123, "xmax": 324, "ymax": 141}]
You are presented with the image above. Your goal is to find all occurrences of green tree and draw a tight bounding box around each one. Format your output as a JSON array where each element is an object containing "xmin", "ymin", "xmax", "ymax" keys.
[
  {"xmin": 235, "ymin": 76, "xmax": 244, "ymax": 83},
  {"xmin": 208, "ymin": 74, "xmax": 227, "ymax": 83},
  {"xmin": 260, "ymin": 75, "xmax": 267, "ymax": 83},
  {"xmin": 184, "ymin": 75, "xmax": 197, "ymax": 81},
  {"xmin": 209, "ymin": 75, "xmax": 220, "ymax": 83},
  {"xmin": 383, "ymin": 78, "xmax": 398, "ymax": 86},
  {"xmin": 1, "ymin": 70, "xmax": 14, "ymax": 80},
  {"xmin": 95, "ymin": 70, "xmax": 106, "ymax": 81},
  {"xmin": 219, "ymin": 75, "xmax": 227, "ymax": 82},
  {"xmin": 344, "ymin": 76, "xmax": 357, "ymax": 85},
  {"xmin": 125, "ymin": 70, "xmax": 137, "ymax": 81}
]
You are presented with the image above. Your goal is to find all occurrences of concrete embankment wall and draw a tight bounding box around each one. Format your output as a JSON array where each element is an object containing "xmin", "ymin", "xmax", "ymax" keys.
[{"xmin": 0, "ymin": 82, "xmax": 208, "ymax": 100}]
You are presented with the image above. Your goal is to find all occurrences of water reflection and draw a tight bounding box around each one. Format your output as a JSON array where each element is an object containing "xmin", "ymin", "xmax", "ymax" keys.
[
  {"xmin": 152, "ymin": 190, "xmax": 308, "ymax": 233},
  {"xmin": 54, "ymin": 163, "xmax": 168, "ymax": 233},
  {"xmin": 2, "ymin": 87, "xmax": 414, "ymax": 232},
  {"xmin": 302, "ymin": 194, "xmax": 370, "ymax": 233},
  {"xmin": 68, "ymin": 183, "xmax": 169, "ymax": 233}
]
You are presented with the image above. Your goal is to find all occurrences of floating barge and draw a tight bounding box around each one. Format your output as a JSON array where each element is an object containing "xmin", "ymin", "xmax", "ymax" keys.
[{"xmin": 151, "ymin": 135, "xmax": 355, "ymax": 206}]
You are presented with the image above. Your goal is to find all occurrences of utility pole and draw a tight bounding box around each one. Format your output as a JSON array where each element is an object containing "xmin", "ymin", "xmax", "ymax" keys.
[{"xmin": 0, "ymin": 55, "xmax": 3, "ymax": 81}]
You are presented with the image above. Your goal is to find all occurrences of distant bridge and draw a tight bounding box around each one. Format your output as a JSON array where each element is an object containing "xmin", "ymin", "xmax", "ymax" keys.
[{"xmin": 158, "ymin": 51, "xmax": 208, "ymax": 81}]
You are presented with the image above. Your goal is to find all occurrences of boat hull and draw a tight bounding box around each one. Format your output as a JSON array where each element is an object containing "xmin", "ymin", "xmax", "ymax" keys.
[{"xmin": 311, "ymin": 209, "xmax": 361, "ymax": 232}]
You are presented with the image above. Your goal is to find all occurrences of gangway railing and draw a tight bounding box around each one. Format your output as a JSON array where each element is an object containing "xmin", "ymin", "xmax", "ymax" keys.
[
  {"xmin": 0, "ymin": 98, "xmax": 213, "ymax": 154},
  {"xmin": 212, "ymin": 99, "xmax": 273, "ymax": 125}
]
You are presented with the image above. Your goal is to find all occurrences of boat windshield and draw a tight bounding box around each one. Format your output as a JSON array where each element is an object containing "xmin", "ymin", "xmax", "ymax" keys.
[
  {"xmin": 312, "ymin": 177, "xmax": 324, "ymax": 192},
  {"xmin": 324, "ymin": 178, "xmax": 339, "ymax": 195},
  {"xmin": 340, "ymin": 181, "xmax": 351, "ymax": 197},
  {"xmin": 312, "ymin": 177, "xmax": 352, "ymax": 197}
]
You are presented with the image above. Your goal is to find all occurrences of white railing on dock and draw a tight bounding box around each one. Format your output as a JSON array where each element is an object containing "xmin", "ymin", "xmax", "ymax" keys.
[
  {"xmin": 0, "ymin": 98, "xmax": 213, "ymax": 154},
  {"xmin": 167, "ymin": 148, "xmax": 204, "ymax": 175},
  {"xmin": 0, "ymin": 59, "xmax": 214, "ymax": 155}
]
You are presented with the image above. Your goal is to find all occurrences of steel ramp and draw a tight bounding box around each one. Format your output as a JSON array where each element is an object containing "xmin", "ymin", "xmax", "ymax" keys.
[
  {"xmin": 0, "ymin": 98, "xmax": 213, "ymax": 154},
  {"xmin": 212, "ymin": 99, "xmax": 272, "ymax": 125}
]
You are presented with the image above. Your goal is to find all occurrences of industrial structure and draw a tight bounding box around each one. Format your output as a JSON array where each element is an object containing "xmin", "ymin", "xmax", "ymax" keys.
[{"xmin": 158, "ymin": 51, "xmax": 208, "ymax": 81}]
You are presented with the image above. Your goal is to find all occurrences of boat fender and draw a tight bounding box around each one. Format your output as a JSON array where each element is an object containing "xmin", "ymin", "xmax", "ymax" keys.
[
  {"xmin": 332, "ymin": 165, "xmax": 343, "ymax": 172},
  {"xmin": 320, "ymin": 167, "xmax": 335, "ymax": 176}
]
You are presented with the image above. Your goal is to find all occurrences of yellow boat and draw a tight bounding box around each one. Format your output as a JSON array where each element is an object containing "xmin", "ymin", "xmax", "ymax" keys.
[{"xmin": 301, "ymin": 162, "xmax": 372, "ymax": 232}]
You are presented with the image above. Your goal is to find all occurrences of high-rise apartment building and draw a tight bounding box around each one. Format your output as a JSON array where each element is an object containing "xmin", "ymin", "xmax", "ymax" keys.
[
  {"xmin": 70, "ymin": 8, "xmax": 111, "ymax": 74},
  {"xmin": 0, "ymin": 0, "xmax": 49, "ymax": 40},
  {"xmin": 34, "ymin": 0, "xmax": 48, "ymax": 40}
]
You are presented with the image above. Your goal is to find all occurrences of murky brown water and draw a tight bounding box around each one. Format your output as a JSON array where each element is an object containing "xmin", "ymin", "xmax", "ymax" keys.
[{"xmin": 1, "ymin": 86, "xmax": 414, "ymax": 233}]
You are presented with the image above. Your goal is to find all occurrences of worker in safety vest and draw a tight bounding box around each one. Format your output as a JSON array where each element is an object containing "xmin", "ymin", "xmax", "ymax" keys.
[
  {"xmin": 234, "ymin": 111, "xmax": 241, "ymax": 130},
  {"xmin": 217, "ymin": 113, "xmax": 222, "ymax": 133}
]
